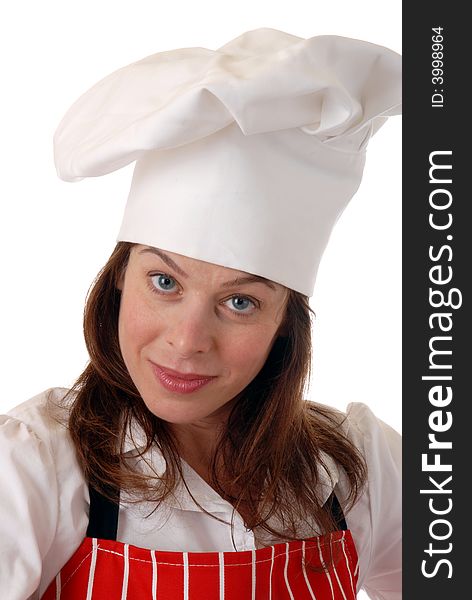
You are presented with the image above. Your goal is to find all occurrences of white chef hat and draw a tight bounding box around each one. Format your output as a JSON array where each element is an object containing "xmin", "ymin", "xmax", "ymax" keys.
[{"xmin": 54, "ymin": 27, "xmax": 401, "ymax": 297}]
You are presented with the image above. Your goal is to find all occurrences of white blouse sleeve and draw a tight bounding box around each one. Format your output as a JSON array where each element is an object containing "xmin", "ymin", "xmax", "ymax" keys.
[
  {"xmin": 0, "ymin": 388, "xmax": 88, "ymax": 600},
  {"xmin": 341, "ymin": 403, "xmax": 402, "ymax": 600},
  {"xmin": 0, "ymin": 413, "xmax": 59, "ymax": 600}
]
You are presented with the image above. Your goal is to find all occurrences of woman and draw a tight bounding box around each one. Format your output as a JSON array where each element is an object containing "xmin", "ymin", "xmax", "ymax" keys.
[{"xmin": 0, "ymin": 28, "xmax": 402, "ymax": 599}]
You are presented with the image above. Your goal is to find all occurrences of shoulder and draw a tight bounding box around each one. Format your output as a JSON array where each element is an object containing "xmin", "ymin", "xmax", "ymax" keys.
[
  {"xmin": 1, "ymin": 387, "xmax": 76, "ymax": 454},
  {"xmin": 344, "ymin": 402, "xmax": 401, "ymax": 472},
  {"xmin": 0, "ymin": 386, "xmax": 84, "ymax": 507},
  {"xmin": 4, "ymin": 385, "xmax": 74, "ymax": 422},
  {"xmin": 0, "ymin": 386, "xmax": 83, "ymax": 497},
  {"xmin": 318, "ymin": 400, "xmax": 402, "ymax": 514},
  {"xmin": 308, "ymin": 399, "xmax": 401, "ymax": 463}
]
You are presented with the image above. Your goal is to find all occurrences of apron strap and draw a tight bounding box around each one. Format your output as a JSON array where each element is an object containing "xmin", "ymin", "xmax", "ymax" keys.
[
  {"xmin": 325, "ymin": 490, "xmax": 348, "ymax": 531},
  {"xmin": 86, "ymin": 483, "xmax": 120, "ymax": 540}
]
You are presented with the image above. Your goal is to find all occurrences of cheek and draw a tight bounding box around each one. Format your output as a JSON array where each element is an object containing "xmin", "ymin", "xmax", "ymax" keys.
[
  {"xmin": 223, "ymin": 329, "xmax": 277, "ymax": 382},
  {"xmin": 118, "ymin": 290, "xmax": 158, "ymax": 358}
]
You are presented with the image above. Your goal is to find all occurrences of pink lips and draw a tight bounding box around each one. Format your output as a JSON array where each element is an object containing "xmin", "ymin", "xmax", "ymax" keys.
[{"xmin": 151, "ymin": 363, "xmax": 216, "ymax": 394}]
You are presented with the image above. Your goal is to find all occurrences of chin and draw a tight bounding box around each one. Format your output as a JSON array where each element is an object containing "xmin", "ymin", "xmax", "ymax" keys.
[{"xmin": 139, "ymin": 395, "xmax": 219, "ymax": 424}]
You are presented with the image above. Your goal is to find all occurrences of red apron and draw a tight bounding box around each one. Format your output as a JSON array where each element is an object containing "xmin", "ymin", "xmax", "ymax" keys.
[{"xmin": 41, "ymin": 487, "xmax": 359, "ymax": 599}]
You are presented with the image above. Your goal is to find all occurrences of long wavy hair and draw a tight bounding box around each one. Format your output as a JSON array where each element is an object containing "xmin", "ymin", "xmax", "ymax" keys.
[{"xmin": 60, "ymin": 241, "xmax": 367, "ymax": 543}]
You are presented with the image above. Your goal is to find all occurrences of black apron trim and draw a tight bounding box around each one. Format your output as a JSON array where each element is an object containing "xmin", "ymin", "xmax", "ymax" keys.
[
  {"xmin": 85, "ymin": 482, "xmax": 348, "ymax": 540},
  {"xmin": 324, "ymin": 490, "xmax": 348, "ymax": 531},
  {"xmin": 86, "ymin": 483, "xmax": 120, "ymax": 541}
]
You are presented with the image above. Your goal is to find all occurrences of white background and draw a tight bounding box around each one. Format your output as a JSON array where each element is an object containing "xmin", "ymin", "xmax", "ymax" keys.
[
  {"xmin": 0, "ymin": 1, "xmax": 401, "ymax": 426},
  {"xmin": 0, "ymin": 3, "xmax": 401, "ymax": 597}
]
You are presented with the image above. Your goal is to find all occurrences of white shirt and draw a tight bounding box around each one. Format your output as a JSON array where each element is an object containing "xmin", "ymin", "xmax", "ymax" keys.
[{"xmin": 0, "ymin": 387, "xmax": 401, "ymax": 600}]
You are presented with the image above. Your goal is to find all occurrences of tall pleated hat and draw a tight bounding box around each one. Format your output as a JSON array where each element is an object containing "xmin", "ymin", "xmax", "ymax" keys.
[{"xmin": 54, "ymin": 27, "xmax": 401, "ymax": 297}]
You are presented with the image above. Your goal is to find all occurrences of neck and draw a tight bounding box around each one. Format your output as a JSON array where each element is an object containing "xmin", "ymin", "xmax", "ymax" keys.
[{"xmin": 169, "ymin": 420, "xmax": 223, "ymax": 473}]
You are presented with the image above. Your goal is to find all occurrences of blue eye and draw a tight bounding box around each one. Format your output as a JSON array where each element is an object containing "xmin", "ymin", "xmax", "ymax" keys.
[
  {"xmin": 229, "ymin": 296, "xmax": 252, "ymax": 311},
  {"xmin": 150, "ymin": 273, "xmax": 176, "ymax": 292},
  {"xmin": 224, "ymin": 295, "xmax": 258, "ymax": 317}
]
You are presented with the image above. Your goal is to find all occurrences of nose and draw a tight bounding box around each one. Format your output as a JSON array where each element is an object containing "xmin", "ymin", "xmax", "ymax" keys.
[{"xmin": 165, "ymin": 301, "xmax": 215, "ymax": 357}]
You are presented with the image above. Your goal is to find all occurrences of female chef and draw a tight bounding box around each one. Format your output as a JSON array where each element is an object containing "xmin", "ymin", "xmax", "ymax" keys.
[{"xmin": 0, "ymin": 28, "xmax": 402, "ymax": 600}]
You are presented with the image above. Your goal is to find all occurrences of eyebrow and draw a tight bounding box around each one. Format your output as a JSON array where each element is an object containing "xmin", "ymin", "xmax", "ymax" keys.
[{"xmin": 138, "ymin": 246, "xmax": 277, "ymax": 291}]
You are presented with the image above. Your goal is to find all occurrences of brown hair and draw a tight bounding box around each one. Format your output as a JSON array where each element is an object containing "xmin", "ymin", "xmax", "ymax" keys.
[{"xmin": 62, "ymin": 241, "xmax": 366, "ymax": 543}]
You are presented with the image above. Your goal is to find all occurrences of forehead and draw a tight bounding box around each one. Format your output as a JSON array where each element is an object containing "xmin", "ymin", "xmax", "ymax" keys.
[{"xmin": 133, "ymin": 245, "xmax": 285, "ymax": 293}]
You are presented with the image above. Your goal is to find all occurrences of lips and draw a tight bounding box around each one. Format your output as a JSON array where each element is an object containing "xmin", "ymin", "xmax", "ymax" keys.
[
  {"xmin": 153, "ymin": 363, "xmax": 216, "ymax": 380},
  {"xmin": 150, "ymin": 362, "xmax": 216, "ymax": 394}
]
